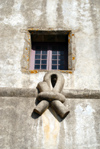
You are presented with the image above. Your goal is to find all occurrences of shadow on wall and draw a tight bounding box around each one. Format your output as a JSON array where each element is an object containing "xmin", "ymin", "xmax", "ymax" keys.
[
  {"xmin": 31, "ymin": 97, "xmax": 70, "ymax": 122},
  {"xmin": 31, "ymin": 106, "xmax": 70, "ymax": 122}
]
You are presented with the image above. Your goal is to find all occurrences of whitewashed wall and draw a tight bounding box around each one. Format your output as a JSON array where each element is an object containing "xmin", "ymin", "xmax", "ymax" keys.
[
  {"xmin": 0, "ymin": 1, "xmax": 100, "ymax": 149},
  {"xmin": 0, "ymin": 95, "xmax": 100, "ymax": 149},
  {"xmin": 0, "ymin": 0, "xmax": 100, "ymax": 90}
]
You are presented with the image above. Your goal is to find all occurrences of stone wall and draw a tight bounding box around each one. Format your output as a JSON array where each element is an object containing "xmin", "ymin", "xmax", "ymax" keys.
[
  {"xmin": 0, "ymin": 88, "xmax": 100, "ymax": 149},
  {"xmin": 0, "ymin": 0, "xmax": 100, "ymax": 89},
  {"xmin": 0, "ymin": 0, "xmax": 100, "ymax": 149}
]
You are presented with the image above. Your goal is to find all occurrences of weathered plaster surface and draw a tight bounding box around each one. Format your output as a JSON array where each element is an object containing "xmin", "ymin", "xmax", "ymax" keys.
[
  {"xmin": 0, "ymin": 1, "xmax": 100, "ymax": 148},
  {"xmin": 0, "ymin": 0, "xmax": 100, "ymax": 90},
  {"xmin": 0, "ymin": 96, "xmax": 100, "ymax": 149}
]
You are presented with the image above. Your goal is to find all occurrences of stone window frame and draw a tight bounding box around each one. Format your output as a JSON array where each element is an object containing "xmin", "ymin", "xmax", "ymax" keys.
[{"xmin": 21, "ymin": 28, "xmax": 76, "ymax": 74}]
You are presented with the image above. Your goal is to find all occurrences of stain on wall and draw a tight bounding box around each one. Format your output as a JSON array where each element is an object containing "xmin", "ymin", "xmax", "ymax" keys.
[{"xmin": 0, "ymin": 96, "xmax": 100, "ymax": 149}]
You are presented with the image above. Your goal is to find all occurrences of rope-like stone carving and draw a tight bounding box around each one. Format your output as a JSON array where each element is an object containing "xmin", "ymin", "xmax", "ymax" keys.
[{"xmin": 34, "ymin": 71, "xmax": 69, "ymax": 118}]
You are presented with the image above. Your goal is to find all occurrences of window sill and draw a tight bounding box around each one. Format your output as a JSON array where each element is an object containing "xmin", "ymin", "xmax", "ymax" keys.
[{"xmin": 21, "ymin": 68, "xmax": 73, "ymax": 74}]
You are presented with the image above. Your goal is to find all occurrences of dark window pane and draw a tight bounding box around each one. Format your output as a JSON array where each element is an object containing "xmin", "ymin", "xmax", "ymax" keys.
[
  {"xmin": 35, "ymin": 60, "xmax": 40, "ymax": 64},
  {"xmin": 58, "ymin": 55, "xmax": 64, "ymax": 59},
  {"xmin": 52, "ymin": 51, "xmax": 57, "ymax": 54},
  {"xmin": 35, "ymin": 65, "xmax": 40, "ymax": 69},
  {"xmin": 59, "ymin": 45, "xmax": 65, "ymax": 51},
  {"xmin": 52, "ymin": 46, "xmax": 57, "ymax": 50},
  {"xmin": 52, "ymin": 65, "xmax": 57, "ymax": 69},
  {"xmin": 42, "ymin": 46, "xmax": 47, "ymax": 51},
  {"xmin": 42, "ymin": 51, "xmax": 47, "ymax": 54},
  {"xmin": 35, "ymin": 55, "xmax": 40, "ymax": 59},
  {"xmin": 58, "ymin": 60, "xmax": 64, "ymax": 65},
  {"xmin": 52, "ymin": 60, "xmax": 57, "ymax": 64},
  {"xmin": 58, "ymin": 65, "xmax": 64, "ymax": 70},
  {"xmin": 52, "ymin": 55, "xmax": 57, "ymax": 59},
  {"xmin": 58, "ymin": 51, "xmax": 64, "ymax": 54},
  {"xmin": 42, "ymin": 55, "xmax": 47, "ymax": 59},
  {"xmin": 36, "ymin": 51, "xmax": 41, "ymax": 54},
  {"xmin": 41, "ymin": 65, "xmax": 46, "ymax": 69},
  {"xmin": 36, "ymin": 46, "xmax": 41, "ymax": 50},
  {"xmin": 42, "ymin": 60, "xmax": 47, "ymax": 64}
]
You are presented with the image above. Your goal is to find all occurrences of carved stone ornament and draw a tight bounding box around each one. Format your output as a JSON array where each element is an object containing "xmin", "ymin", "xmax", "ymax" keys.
[{"xmin": 34, "ymin": 71, "xmax": 69, "ymax": 118}]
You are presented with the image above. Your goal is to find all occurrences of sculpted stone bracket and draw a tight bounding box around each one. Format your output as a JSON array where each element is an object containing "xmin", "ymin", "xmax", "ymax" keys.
[{"xmin": 34, "ymin": 71, "xmax": 69, "ymax": 119}]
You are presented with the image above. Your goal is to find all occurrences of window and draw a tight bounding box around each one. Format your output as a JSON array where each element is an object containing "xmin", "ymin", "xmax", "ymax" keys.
[
  {"xmin": 22, "ymin": 30, "xmax": 75, "ymax": 73},
  {"xmin": 29, "ymin": 33, "xmax": 68, "ymax": 70}
]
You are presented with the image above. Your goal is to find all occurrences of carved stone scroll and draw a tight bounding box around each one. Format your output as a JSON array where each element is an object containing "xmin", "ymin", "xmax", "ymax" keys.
[{"xmin": 34, "ymin": 71, "xmax": 69, "ymax": 118}]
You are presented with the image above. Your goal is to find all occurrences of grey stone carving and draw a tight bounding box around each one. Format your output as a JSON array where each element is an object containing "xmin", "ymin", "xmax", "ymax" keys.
[{"xmin": 34, "ymin": 71, "xmax": 69, "ymax": 118}]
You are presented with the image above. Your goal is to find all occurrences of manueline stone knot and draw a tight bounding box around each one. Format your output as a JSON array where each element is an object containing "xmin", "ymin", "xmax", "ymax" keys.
[{"xmin": 34, "ymin": 71, "xmax": 69, "ymax": 118}]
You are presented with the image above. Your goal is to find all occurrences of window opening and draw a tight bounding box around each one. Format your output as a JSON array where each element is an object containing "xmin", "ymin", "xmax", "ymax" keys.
[{"xmin": 29, "ymin": 33, "xmax": 68, "ymax": 70}]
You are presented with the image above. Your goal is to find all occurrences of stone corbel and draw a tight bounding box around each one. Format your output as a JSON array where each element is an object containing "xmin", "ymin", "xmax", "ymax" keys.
[{"xmin": 34, "ymin": 71, "xmax": 69, "ymax": 119}]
